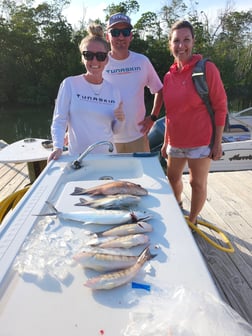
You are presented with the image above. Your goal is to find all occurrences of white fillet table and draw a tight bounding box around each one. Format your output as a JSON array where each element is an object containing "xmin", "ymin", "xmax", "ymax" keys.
[{"xmin": 0, "ymin": 153, "xmax": 221, "ymax": 335}]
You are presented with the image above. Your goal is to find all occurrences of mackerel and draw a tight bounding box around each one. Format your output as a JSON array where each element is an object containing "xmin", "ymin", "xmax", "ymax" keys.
[
  {"xmin": 73, "ymin": 249, "xmax": 151, "ymax": 272},
  {"xmin": 36, "ymin": 201, "xmax": 152, "ymax": 225},
  {"xmin": 84, "ymin": 246, "xmax": 156, "ymax": 290}
]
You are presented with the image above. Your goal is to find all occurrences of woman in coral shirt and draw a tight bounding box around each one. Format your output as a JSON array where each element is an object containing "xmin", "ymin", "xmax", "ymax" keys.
[{"xmin": 161, "ymin": 20, "xmax": 227, "ymax": 227}]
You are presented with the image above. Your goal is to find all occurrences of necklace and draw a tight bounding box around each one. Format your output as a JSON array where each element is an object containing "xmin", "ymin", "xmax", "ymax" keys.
[{"xmin": 89, "ymin": 82, "xmax": 103, "ymax": 96}]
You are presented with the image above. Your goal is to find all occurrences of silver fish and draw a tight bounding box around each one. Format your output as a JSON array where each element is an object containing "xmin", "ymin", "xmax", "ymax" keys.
[
  {"xmin": 71, "ymin": 180, "xmax": 148, "ymax": 196},
  {"xmin": 84, "ymin": 246, "xmax": 156, "ymax": 290},
  {"xmin": 37, "ymin": 201, "xmax": 151, "ymax": 225},
  {"xmin": 75, "ymin": 194, "xmax": 141, "ymax": 209},
  {"xmin": 73, "ymin": 249, "xmax": 148, "ymax": 272},
  {"xmin": 93, "ymin": 221, "xmax": 153, "ymax": 237},
  {"xmin": 88, "ymin": 233, "xmax": 149, "ymax": 248}
]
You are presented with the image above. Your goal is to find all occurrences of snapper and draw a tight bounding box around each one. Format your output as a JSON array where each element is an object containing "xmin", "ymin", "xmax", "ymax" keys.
[
  {"xmin": 87, "ymin": 233, "xmax": 149, "ymax": 249},
  {"xmin": 70, "ymin": 180, "xmax": 148, "ymax": 196},
  {"xmin": 92, "ymin": 221, "xmax": 153, "ymax": 237},
  {"xmin": 75, "ymin": 194, "xmax": 141, "ymax": 209}
]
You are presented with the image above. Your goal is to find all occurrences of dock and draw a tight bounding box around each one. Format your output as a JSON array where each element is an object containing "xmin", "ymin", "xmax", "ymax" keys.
[
  {"xmin": 0, "ymin": 162, "xmax": 251, "ymax": 325},
  {"xmin": 0, "ymin": 162, "xmax": 30, "ymax": 202},
  {"xmin": 182, "ymin": 171, "xmax": 252, "ymax": 325}
]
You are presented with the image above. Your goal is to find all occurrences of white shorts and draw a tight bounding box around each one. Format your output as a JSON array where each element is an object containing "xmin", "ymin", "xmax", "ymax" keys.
[{"xmin": 167, "ymin": 145, "xmax": 211, "ymax": 159}]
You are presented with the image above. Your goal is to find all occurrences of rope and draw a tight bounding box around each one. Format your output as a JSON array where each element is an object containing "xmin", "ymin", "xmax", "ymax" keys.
[
  {"xmin": 184, "ymin": 215, "xmax": 235, "ymax": 253},
  {"xmin": 0, "ymin": 186, "xmax": 30, "ymax": 224}
]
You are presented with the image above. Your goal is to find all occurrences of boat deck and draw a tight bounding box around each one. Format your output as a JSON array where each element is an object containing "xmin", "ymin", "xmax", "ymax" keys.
[{"xmin": 0, "ymin": 162, "xmax": 251, "ymax": 325}]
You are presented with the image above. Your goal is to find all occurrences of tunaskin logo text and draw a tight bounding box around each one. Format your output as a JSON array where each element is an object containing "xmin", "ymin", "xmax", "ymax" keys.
[
  {"xmin": 76, "ymin": 94, "xmax": 115, "ymax": 104},
  {"xmin": 105, "ymin": 66, "xmax": 141, "ymax": 75}
]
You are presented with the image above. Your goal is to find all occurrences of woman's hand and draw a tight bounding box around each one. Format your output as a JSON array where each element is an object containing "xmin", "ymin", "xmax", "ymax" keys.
[
  {"xmin": 209, "ymin": 142, "xmax": 223, "ymax": 161},
  {"xmin": 161, "ymin": 143, "xmax": 168, "ymax": 159},
  {"xmin": 209, "ymin": 126, "xmax": 224, "ymax": 160},
  {"xmin": 114, "ymin": 101, "xmax": 125, "ymax": 122}
]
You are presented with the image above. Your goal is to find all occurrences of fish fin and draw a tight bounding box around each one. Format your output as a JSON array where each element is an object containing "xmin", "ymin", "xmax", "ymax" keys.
[
  {"xmin": 85, "ymin": 231, "xmax": 98, "ymax": 237},
  {"xmin": 74, "ymin": 197, "xmax": 88, "ymax": 206},
  {"xmin": 91, "ymin": 230, "xmax": 105, "ymax": 237},
  {"xmin": 34, "ymin": 201, "xmax": 59, "ymax": 217},
  {"xmin": 33, "ymin": 212, "xmax": 57, "ymax": 217},
  {"xmin": 71, "ymin": 187, "xmax": 86, "ymax": 195},
  {"xmin": 45, "ymin": 201, "xmax": 59, "ymax": 214},
  {"xmin": 138, "ymin": 214, "xmax": 152, "ymax": 221},
  {"xmin": 130, "ymin": 210, "xmax": 138, "ymax": 222}
]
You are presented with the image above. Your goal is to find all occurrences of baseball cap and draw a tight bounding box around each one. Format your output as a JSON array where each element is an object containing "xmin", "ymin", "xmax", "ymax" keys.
[{"xmin": 107, "ymin": 13, "xmax": 133, "ymax": 29}]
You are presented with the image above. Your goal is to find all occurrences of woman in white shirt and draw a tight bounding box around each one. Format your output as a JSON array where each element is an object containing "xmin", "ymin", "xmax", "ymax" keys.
[{"xmin": 48, "ymin": 24, "xmax": 124, "ymax": 161}]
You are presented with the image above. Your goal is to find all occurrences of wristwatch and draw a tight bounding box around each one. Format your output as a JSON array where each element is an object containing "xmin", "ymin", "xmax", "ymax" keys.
[{"xmin": 150, "ymin": 114, "xmax": 158, "ymax": 122}]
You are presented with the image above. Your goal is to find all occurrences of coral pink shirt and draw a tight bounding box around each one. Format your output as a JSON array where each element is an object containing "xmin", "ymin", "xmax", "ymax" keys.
[{"xmin": 163, "ymin": 54, "xmax": 227, "ymax": 148}]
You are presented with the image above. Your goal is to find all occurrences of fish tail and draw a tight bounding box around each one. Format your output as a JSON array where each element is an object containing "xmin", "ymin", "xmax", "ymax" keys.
[
  {"xmin": 38, "ymin": 201, "xmax": 59, "ymax": 216},
  {"xmin": 92, "ymin": 231, "xmax": 104, "ymax": 237},
  {"xmin": 138, "ymin": 246, "xmax": 157, "ymax": 264},
  {"xmin": 46, "ymin": 201, "xmax": 59, "ymax": 215},
  {"xmin": 71, "ymin": 187, "xmax": 86, "ymax": 195},
  {"xmin": 74, "ymin": 197, "xmax": 88, "ymax": 206}
]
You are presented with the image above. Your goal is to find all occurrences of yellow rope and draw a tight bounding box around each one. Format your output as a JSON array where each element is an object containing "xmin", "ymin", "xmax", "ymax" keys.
[
  {"xmin": 0, "ymin": 186, "xmax": 30, "ymax": 224},
  {"xmin": 184, "ymin": 215, "xmax": 235, "ymax": 253}
]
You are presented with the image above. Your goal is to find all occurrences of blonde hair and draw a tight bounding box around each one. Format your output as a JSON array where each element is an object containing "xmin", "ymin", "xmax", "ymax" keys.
[{"xmin": 79, "ymin": 24, "xmax": 109, "ymax": 53}]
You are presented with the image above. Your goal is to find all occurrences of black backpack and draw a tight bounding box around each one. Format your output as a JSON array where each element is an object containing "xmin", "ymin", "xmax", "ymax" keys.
[{"xmin": 192, "ymin": 58, "xmax": 229, "ymax": 147}]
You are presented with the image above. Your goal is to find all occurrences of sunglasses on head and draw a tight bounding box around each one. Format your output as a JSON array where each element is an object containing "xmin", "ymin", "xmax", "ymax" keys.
[
  {"xmin": 110, "ymin": 28, "xmax": 131, "ymax": 37},
  {"xmin": 82, "ymin": 51, "xmax": 108, "ymax": 62}
]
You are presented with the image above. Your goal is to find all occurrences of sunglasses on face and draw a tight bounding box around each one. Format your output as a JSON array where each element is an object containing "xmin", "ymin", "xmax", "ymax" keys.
[
  {"xmin": 82, "ymin": 51, "xmax": 108, "ymax": 62},
  {"xmin": 109, "ymin": 28, "xmax": 131, "ymax": 37}
]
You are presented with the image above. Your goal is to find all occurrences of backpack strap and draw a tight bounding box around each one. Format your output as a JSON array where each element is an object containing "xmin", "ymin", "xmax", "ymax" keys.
[{"xmin": 192, "ymin": 58, "xmax": 216, "ymax": 148}]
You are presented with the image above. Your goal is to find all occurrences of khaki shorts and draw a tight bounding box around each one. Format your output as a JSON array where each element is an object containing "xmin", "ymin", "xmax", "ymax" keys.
[
  {"xmin": 167, "ymin": 145, "xmax": 211, "ymax": 159},
  {"xmin": 115, "ymin": 135, "xmax": 150, "ymax": 153}
]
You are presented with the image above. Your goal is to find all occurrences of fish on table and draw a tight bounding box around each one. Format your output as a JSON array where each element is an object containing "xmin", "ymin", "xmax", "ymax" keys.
[
  {"xmin": 73, "ymin": 247, "xmax": 156, "ymax": 272},
  {"xmin": 75, "ymin": 194, "xmax": 141, "ymax": 209},
  {"xmin": 92, "ymin": 221, "xmax": 153, "ymax": 237},
  {"xmin": 35, "ymin": 201, "xmax": 152, "ymax": 225},
  {"xmin": 84, "ymin": 246, "xmax": 156, "ymax": 290},
  {"xmin": 70, "ymin": 180, "xmax": 148, "ymax": 196},
  {"xmin": 87, "ymin": 233, "xmax": 149, "ymax": 249}
]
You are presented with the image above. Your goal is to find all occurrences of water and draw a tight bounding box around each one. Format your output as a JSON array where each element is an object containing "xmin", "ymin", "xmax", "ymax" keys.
[{"xmin": 0, "ymin": 106, "xmax": 53, "ymax": 143}]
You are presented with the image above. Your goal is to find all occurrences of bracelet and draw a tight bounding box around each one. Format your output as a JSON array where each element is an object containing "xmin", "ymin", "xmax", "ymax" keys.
[{"xmin": 150, "ymin": 114, "xmax": 158, "ymax": 122}]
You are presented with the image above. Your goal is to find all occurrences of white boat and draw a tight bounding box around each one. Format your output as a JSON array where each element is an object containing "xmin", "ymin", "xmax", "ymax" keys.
[
  {"xmin": 229, "ymin": 106, "xmax": 252, "ymax": 128},
  {"xmin": 148, "ymin": 107, "xmax": 252, "ymax": 172}
]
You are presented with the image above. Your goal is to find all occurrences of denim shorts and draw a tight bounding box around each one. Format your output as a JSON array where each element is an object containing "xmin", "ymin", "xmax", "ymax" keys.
[{"xmin": 167, "ymin": 145, "xmax": 211, "ymax": 159}]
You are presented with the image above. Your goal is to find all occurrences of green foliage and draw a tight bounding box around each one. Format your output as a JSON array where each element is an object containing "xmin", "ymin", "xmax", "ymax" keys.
[
  {"xmin": 0, "ymin": 0, "xmax": 251, "ymax": 109},
  {"xmin": 104, "ymin": 0, "xmax": 140, "ymax": 19},
  {"xmin": 0, "ymin": 0, "xmax": 78, "ymax": 105}
]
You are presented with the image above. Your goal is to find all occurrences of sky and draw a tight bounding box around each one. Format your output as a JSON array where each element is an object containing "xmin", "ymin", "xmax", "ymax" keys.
[{"xmin": 62, "ymin": 0, "xmax": 251, "ymax": 27}]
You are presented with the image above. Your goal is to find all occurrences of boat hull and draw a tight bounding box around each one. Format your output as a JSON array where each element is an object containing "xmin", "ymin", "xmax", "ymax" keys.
[{"xmin": 148, "ymin": 116, "xmax": 252, "ymax": 172}]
